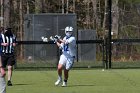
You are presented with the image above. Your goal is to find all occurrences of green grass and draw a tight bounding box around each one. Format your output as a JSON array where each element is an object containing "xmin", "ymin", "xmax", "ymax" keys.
[{"xmin": 6, "ymin": 69, "xmax": 140, "ymax": 93}]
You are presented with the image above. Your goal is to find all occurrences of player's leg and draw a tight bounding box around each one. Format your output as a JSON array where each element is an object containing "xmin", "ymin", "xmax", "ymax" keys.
[
  {"xmin": 62, "ymin": 57, "xmax": 74, "ymax": 87},
  {"xmin": 57, "ymin": 64, "xmax": 63, "ymax": 79},
  {"xmin": 55, "ymin": 55, "xmax": 66, "ymax": 86},
  {"xmin": 0, "ymin": 73, "xmax": 6, "ymax": 93},
  {"xmin": 55, "ymin": 64, "xmax": 63, "ymax": 86},
  {"xmin": 7, "ymin": 55, "xmax": 15, "ymax": 86},
  {"xmin": 7, "ymin": 65, "xmax": 13, "ymax": 86},
  {"xmin": 1, "ymin": 54, "xmax": 8, "ymax": 87},
  {"xmin": 0, "ymin": 56, "xmax": 6, "ymax": 93},
  {"xmin": 0, "ymin": 56, "xmax": 6, "ymax": 77},
  {"xmin": 64, "ymin": 69, "xmax": 69, "ymax": 81},
  {"xmin": 62, "ymin": 69, "xmax": 69, "ymax": 87}
]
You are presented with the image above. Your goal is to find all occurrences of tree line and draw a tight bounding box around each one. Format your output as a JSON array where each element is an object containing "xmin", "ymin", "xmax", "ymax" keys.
[
  {"xmin": 0, "ymin": 0, "xmax": 140, "ymax": 61},
  {"xmin": 0, "ymin": 0, "xmax": 140, "ymax": 39}
]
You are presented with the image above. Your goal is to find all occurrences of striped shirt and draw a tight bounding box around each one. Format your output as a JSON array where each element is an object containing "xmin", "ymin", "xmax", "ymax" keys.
[{"xmin": 0, "ymin": 34, "xmax": 16, "ymax": 54}]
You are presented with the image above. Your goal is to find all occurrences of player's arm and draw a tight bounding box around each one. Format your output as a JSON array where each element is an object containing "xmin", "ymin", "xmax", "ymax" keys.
[
  {"xmin": 56, "ymin": 39, "xmax": 65, "ymax": 50},
  {"xmin": 59, "ymin": 39, "xmax": 66, "ymax": 43},
  {"xmin": 0, "ymin": 59, "xmax": 6, "ymax": 77},
  {"xmin": 60, "ymin": 37, "xmax": 75, "ymax": 44},
  {"xmin": 56, "ymin": 42, "xmax": 61, "ymax": 47},
  {"xmin": 1, "ymin": 42, "xmax": 8, "ymax": 46},
  {"xmin": 12, "ymin": 35, "xmax": 17, "ymax": 46},
  {"xmin": 0, "ymin": 60, "xmax": 2, "ymax": 68},
  {"xmin": 0, "ymin": 67, "xmax": 6, "ymax": 77}
]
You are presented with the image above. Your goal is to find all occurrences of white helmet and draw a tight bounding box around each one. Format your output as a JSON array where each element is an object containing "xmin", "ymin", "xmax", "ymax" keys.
[
  {"xmin": 65, "ymin": 26, "xmax": 73, "ymax": 34},
  {"xmin": 65, "ymin": 26, "xmax": 73, "ymax": 37}
]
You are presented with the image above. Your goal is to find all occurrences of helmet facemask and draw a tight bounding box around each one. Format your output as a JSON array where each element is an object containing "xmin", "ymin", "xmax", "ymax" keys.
[
  {"xmin": 66, "ymin": 31, "xmax": 73, "ymax": 37},
  {"xmin": 65, "ymin": 26, "xmax": 73, "ymax": 37}
]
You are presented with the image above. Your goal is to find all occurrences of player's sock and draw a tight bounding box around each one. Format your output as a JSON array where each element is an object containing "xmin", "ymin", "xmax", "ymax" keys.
[
  {"xmin": 55, "ymin": 76, "xmax": 62, "ymax": 86},
  {"xmin": 62, "ymin": 80, "xmax": 67, "ymax": 87},
  {"xmin": 64, "ymin": 79, "xmax": 67, "ymax": 82},
  {"xmin": 58, "ymin": 76, "xmax": 62, "ymax": 81}
]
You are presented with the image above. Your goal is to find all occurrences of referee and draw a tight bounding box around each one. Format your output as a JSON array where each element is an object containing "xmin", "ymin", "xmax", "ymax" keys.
[{"xmin": 1, "ymin": 28, "xmax": 16, "ymax": 86}]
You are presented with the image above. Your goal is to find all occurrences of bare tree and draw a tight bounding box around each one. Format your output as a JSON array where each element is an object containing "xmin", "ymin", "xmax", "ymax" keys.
[
  {"xmin": 35, "ymin": 0, "xmax": 42, "ymax": 13},
  {"xmin": 97, "ymin": 0, "xmax": 101, "ymax": 30},
  {"xmin": 26, "ymin": 0, "xmax": 30, "ymax": 14},
  {"xmin": 62, "ymin": 0, "xmax": 64, "ymax": 13},
  {"xmin": 112, "ymin": 0, "xmax": 119, "ymax": 37},
  {"xmin": 102, "ymin": 0, "xmax": 108, "ymax": 38},
  {"xmin": 91, "ymin": 0, "xmax": 97, "ymax": 29},
  {"xmin": 3, "ymin": 0, "xmax": 10, "ymax": 28},
  {"xmin": 73, "ymin": 0, "xmax": 76, "ymax": 13},
  {"xmin": 0, "ymin": 0, "xmax": 4, "ymax": 26},
  {"xmin": 19, "ymin": 0, "xmax": 23, "ymax": 59}
]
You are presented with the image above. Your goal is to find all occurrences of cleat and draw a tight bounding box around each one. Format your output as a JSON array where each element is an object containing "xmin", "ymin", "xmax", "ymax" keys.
[
  {"xmin": 61, "ymin": 81, "xmax": 67, "ymax": 87},
  {"xmin": 7, "ymin": 80, "xmax": 12, "ymax": 86},
  {"xmin": 55, "ymin": 79, "xmax": 62, "ymax": 86}
]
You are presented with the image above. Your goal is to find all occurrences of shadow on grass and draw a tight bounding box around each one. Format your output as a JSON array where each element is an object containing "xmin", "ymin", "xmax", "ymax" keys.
[
  {"xmin": 13, "ymin": 83, "xmax": 32, "ymax": 86},
  {"xmin": 68, "ymin": 84, "xmax": 94, "ymax": 87}
]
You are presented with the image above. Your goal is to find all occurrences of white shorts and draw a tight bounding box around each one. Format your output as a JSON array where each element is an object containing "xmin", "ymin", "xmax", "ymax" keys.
[
  {"xmin": 59, "ymin": 54, "xmax": 75, "ymax": 70},
  {"xmin": 0, "ymin": 74, "xmax": 6, "ymax": 93}
]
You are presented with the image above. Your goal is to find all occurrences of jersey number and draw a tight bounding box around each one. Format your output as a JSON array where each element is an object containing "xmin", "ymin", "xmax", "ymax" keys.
[{"xmin": 64, "ymin": 44, "xmax": 69, "ymax": 51}]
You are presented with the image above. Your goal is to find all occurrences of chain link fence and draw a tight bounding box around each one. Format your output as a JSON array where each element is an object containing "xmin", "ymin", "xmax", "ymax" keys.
[
  {"xmin": 15, "ymin": 9, "xmax": 140, "ymax": 69},
  {"xmin": 16, "ymin": 13, "xmax": 103, "ymax": 69}
]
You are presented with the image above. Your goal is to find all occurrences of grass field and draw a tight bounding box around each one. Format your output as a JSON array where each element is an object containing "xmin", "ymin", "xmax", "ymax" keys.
[{"xmin": 6, "ymin": 69, "xmax": 140, "ymax": 93}]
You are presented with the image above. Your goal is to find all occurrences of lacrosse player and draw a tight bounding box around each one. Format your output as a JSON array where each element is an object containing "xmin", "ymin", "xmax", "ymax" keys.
[
  {"xmin": 1, "ymin": 28, "xmax": 17, "ymax": 86},
  {"xmin": 0, "ymin": 27, "xmax": 6, "ymax": 93},
  {"xmin": 54, "ymin": 26, "xmax": 76, "ymax": 87}
]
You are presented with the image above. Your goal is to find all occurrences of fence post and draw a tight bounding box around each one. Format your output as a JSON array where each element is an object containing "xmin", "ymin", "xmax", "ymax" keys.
[
  {"xmin": 103, "ymin": 40, "xmax": 107, "ymax": 69},
  {"xmin": 108, "ymin": 0, "xmax": 112, "ymax": 68},
  {"xmin": 105, "ymin": 37, "xmax": 109, "ymax": 69}
]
